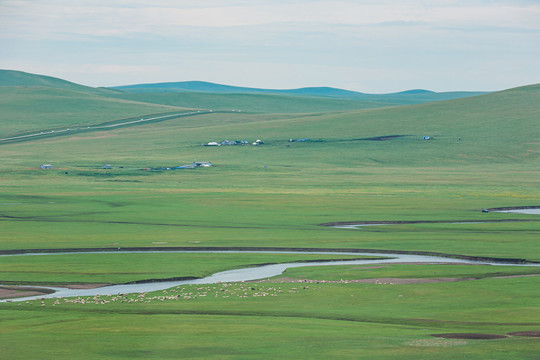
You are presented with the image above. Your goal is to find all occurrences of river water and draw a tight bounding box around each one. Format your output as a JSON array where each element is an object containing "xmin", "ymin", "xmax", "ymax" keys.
[
  {"xmin": 333, "ymin": 222, "xmax": 490, "ymax": 229},
  {"xmin": 496, "ymin": 209, "xmax": 540, "ymax": 215},
  {"xmin": 2, "ymin": 250, "xmax": 539, "ymax": 302}
]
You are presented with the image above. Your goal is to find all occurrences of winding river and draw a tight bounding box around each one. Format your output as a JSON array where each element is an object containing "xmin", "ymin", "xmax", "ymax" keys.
[{"xmin": 2, "ymin": 249, "xmax": 539, "ymax": 303}]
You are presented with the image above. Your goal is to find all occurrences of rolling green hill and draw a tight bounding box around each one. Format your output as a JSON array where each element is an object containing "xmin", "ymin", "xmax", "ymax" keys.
[
  {"xmin": 0, "ymin": 70, "xmax": 487, "ymax": 117},
  {"xmin": 67, "ymin": 83, "xmax": 539, "ymax": 167},
  {"xmin": 1, "ymin": 73, "xmax": 539, "ymax": 360},
  {"xmin": 0, "ymin": 71, "xmax": 197, "ymax": 136},
  {"xmin": 0, "ymin": 87, "xmax": 189, "ymax": 136},
  {"xmin": 108, "ymin": 90, "xmax": 489, "ymax": 114},
  {"xmin": 107, "ymin": 91, "xmax": 395, "ymax": 113},
  {"xmin": 1, "ymin": 71, "xmax": 538, "ymax": 166},
  {"xmin": 0, "ymin": 69, "xmax": 119, "ymax": 96},
  {"xmin": 0, "ymin": 70, "xmax": 492, "ymax": 143}
]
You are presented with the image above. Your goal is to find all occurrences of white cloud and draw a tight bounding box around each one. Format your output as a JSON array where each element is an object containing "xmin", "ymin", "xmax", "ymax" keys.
[
  {"xmin": 1, "ymin": 0, "xmax": 539, "ymax": 40},
  {"xmin": 0, "ymin": 0, "xmax": 539, "ymax": 91}
]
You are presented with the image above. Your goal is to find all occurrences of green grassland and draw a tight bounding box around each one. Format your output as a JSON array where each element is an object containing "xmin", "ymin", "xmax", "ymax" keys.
[
  {"xmin": 274, "ymin": 263, "xmax": 540, "ymax": 281},
  {"xmin": 2, "ymin": 276, "xmax": 539, "ymax": 359},
  {"xmin": 0, "ymin": 72, "xmax": 539, "ymax": 359}
]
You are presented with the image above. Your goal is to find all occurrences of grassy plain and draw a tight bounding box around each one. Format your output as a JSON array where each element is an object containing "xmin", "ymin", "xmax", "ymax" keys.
[
  {"xmin": 2, "ymin": 276, "xmax": 539, "ymax": 359},
  {"xmin": 0, "ymin": 74, "xmax": 539, "ymax": 359},
  {"xmin": 275, "ymin": 263, "xmax": 540, "ymax": 281}
]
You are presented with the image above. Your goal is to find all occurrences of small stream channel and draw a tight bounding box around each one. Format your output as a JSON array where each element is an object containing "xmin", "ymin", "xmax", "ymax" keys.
[
  {"xmin": 2, "ymin": 250, "xmax": 539, "ymax": 302},
  {"xmin": 326, "ymin": 208, "xmax": 540, "ymax": 229}
]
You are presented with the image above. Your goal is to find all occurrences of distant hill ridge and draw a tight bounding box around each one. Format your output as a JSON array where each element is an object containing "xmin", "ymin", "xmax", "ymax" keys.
[
  {"xmin": 111, "ymin": 80, "xmax": 439, "ymax": 97},
  {"xmin": 112, "ymin": 80, "xmax": 367, "ymax": 97},
  {"xmin": 1, "ymin": 69, "xmax": 484, "ymax": 99}
]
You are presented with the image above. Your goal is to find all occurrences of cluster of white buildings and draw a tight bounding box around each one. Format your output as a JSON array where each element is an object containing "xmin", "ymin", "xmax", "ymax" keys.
[{"xmin": 203, "ymin": 139, "xmax": 264, "ymax": 146}]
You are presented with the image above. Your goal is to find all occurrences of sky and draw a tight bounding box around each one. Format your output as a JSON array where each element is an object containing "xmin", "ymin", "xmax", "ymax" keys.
[{"xmin": 0, "ymin": 0, "xmax": 539, "ymax": 93}]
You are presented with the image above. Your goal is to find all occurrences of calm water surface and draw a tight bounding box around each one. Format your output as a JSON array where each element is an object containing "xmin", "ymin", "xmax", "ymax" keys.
[
  {"xmin": 496, "ymin": 209, "xmax": 540, "ymax": 215},
  {"xmin": 2, "ymin": 250, "xmax": 539, "ymax": 302}
]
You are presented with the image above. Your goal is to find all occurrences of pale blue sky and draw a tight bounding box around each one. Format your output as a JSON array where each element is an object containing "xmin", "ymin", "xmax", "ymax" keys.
[{"xmin": 1, "ymin": 0, "xmax": 539, "ymax": 92}]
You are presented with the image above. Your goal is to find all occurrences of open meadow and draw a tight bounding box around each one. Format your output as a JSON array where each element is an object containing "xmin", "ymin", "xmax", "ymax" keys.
[{"xmin": 0, "ymin": 71, "xmax": 539, "ymax": 359}]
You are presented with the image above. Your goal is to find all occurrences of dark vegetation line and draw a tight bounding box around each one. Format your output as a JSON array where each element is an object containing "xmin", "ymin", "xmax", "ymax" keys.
[
  {"xmin": 0, "ymin": 246, "xmax": 537, "ymax": 264},
  {"xmin": 2, "ymin": 212, "xmax": 539, "ymax": 232},
  {"xmin": 9, "ymin": 306, "xmax": 537, "ymax": 328},
  {"xmin": 0, "ymin": 215, "xmax": 286, "ymax": 230},
  {"xmin": 351, "ymin": 135, "xmax": 408, "ymax": 141}
]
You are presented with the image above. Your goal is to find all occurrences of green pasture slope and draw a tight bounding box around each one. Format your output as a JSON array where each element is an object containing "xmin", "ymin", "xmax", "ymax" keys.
[
  {"xmin": 109, "ymin": 90, "xmax": 486, "ymax": 114},
  {"xmin": 0, "ymin": 69, "xmax": 119, "ymax": 95},
  {"xmin": 1, "ymin": 71, "xmax": 539, "ymax": 359},
  {"xmin": 0, "ymin": 70, "xmax": 189, "ymax": 136}
]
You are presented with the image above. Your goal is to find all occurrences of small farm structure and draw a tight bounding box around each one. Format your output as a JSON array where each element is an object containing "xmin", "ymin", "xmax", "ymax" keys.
[
  {"xmin": 149, "ymin": 161, "xmax": 213, "ymax": 171},
  {"xmin": 40, "ymin": 164, "xmax": 53, "ymax": 169},
  {"xmin": 203, "ymin": 139, "xmax": 262, "ymax": 146}
]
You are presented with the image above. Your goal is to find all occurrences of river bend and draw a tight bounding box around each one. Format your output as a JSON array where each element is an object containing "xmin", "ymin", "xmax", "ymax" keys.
[{"xmin": 1, "ymin": 250, "xmax": 539, "ymax": 302}]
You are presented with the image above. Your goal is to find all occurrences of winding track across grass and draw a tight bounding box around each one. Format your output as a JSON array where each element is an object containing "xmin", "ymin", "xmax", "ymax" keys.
[{"xmin": 0, "ymin": 110, "xmax": 219, "ymax": 143}]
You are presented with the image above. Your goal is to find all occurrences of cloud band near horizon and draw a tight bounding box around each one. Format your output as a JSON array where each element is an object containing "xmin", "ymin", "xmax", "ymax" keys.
[{"xmin": 1, "ymin": 0, "xmax": 539, "ymax": 92}]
